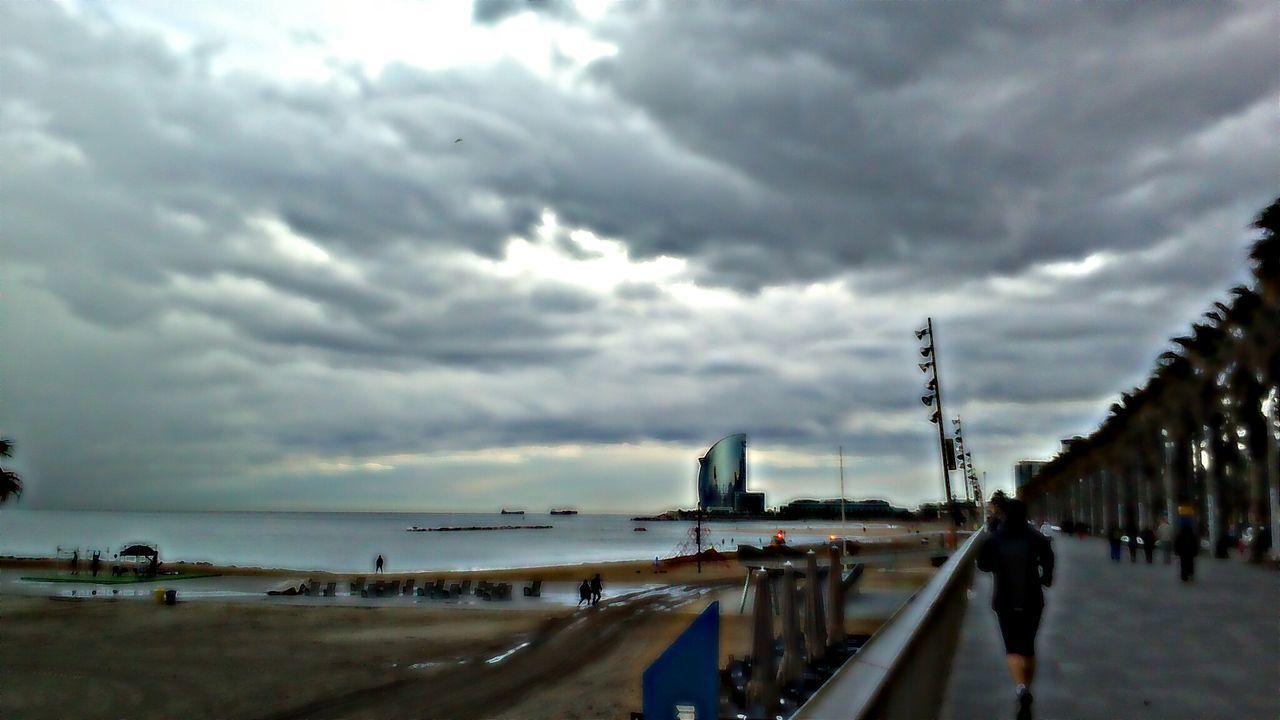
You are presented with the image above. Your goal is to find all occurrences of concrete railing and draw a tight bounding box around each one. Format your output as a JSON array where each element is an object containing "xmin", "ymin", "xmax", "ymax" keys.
[{"xmin": 794, "ymin": 530, "xmax": 983, "ymax": 720}]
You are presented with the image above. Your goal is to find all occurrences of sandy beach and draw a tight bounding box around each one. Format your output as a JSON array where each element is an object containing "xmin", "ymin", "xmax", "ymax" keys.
[{"xmin": 0, "ymin": 546, "xmax": 935, "ymax": 720}]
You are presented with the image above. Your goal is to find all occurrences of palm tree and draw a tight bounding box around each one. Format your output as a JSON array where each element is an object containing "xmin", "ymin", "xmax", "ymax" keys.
[
  {"xmin": 0, "ymin": 437, "xmax": 22, "ymax": 504},
  {"xmin": 1251, "ymin": 197, "xmax": 1280, "ymax": 302}
]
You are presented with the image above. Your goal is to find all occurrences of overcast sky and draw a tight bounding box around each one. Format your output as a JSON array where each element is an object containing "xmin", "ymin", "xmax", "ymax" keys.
[{"xmin": 1, "ymin": 1, "xmax": 1276, "ymax": 513}]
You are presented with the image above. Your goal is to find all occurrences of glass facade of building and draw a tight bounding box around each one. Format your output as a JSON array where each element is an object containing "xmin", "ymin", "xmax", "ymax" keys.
[{"xmin": 696, "ymin": 433, "xmax": 747, "ymax": 512}]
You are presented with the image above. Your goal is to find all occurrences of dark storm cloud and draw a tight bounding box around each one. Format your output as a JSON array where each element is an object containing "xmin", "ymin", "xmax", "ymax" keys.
[
  {"xmin": 587, "ymin": 1, "xmax": 1278, "ymax": 286},
  {"xmin": 0, "ymin": 1, "xmax": 1273, "ymax": 511},
  {"xmin": 472, "ymin": 0, "xmax": 578, "ymax": 26}
]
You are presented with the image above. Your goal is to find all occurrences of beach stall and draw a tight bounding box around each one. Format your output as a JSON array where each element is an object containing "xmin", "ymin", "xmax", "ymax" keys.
[{"xmin": 116, "ymin": 542, "xmax": 160, "ymax": 578}]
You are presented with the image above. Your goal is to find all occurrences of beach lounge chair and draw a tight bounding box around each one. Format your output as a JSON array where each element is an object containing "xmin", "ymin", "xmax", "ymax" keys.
[
  {"xmin": 522, "ymin": 580, "xmax": 542, "ymax": 597},
  {"xmin": 306, "ymin": 580, "xmax": 321, "ymax": 596},
  {"xmin": 401, "ymin": 579, "xmax": 415, "ymax": 596},
  {"xmin": 322, "ymin": 581, "xmax": 337, "ymax": 597},
  {"xmin": 426, "ymin": 579, "xmax": 445, "ymax": 599},
  {"xmin": 386, "ymin": 580, "xmax": 400, "ymax": 596},
  {"xmin": 457, "ymin": 579, "xmax": 472, "ymax": 598},
  {"xmin": 474, "ymin": 580, "xmax": 489, "ymax": 597},
  {"xmin": 349, "ymin": 576, "xmax": 366, "ymax": 595}
]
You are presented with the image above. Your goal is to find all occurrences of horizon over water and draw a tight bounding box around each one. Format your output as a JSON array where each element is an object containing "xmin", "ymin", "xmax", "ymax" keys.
[{"xmin": 0, "ymin": 509, "xmax": 894, "ymax": 573}]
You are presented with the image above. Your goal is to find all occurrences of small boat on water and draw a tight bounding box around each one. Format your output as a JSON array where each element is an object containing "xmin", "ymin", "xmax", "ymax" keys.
[
  {"xmin": 500, "ymin": 509, "xmax": 525, "ymax": 515},
  {"xmin": 549, "ymin": 508, "xmax": 579, "ymax": 516},
  {"xmin": 633, "ymin": 527, "xmax": 648, "ymax": 532}
]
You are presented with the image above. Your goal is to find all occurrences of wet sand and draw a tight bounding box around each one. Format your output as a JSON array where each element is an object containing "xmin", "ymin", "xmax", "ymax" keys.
[{"xmin": 0, "ymin": 558, "xmax": 931, "ymax": 720}]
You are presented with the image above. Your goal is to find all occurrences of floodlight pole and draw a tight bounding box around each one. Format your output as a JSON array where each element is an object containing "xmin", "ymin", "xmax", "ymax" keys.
[
  {"xmin": 838, "ymin": 446, "xmax": 847, "ymax": 536},
  {"xmin": 928, "ymin": 318, "xmax": 958, "ymax": 523}
]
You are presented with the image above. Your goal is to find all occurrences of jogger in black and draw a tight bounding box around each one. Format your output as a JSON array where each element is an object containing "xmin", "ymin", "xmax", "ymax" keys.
[{"xmin": 977, "ymin": 499, "xmax": 1055, "ymax": 720}]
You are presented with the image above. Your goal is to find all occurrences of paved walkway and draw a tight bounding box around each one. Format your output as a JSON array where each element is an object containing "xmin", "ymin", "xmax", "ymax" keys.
[{"xmin": 941, "ymin": 534, "xmax": 1279, "ymax": 720}]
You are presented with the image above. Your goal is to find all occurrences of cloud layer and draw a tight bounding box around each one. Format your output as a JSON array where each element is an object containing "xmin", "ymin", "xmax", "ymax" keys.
[{"xmin": 1, "ymin": 1, "xmax": 1275, "ymax": 511}]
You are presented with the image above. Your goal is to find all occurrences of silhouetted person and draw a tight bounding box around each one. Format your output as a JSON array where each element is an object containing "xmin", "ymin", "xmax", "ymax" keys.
[
  {"xmin": 90, "ymin": 551, "xmax": 101, "ymax": 578},
  {"xmin": 1251, "ymin": 526, "xmax": 1272, "ymax": 564},
  {"xmin": 1174, "ymin": 521, "xmax": 1198, "ymax": 582},
  {"xmin": 147, "ymin": 554, "xmax": 158, "ymax": 578},
  {"xmin": 1139, "ymin": 527, "xmax": 1155, "ymax": 563},
  {"xmin": 977, "ymin": 499, "xmax": 1054, "ymax": 720},
  {"xmin": 375, "ymin": 555, "xmax": 385, "ymax": 574},
  {"xmin": 1127, "ymin": 523, "xmax": 1139, "ymax": 563},
  {"xmin": 590, "ymin": 573, "xmax": 603, "ymax": 607},
  {"xmin": 1107, "ymin": 526, "xmax": 1123, "ymax": 562},
  {"xmin": 577, "ymin": 579, "xmax": 591, "ymax": 608},
  {"xmin": 1157, "ymin": 518, "xmax": 1173, "ymax": 564},
  {"xmin": 70, "ymin": 550, "xmax": 79, "ymax": 576}
]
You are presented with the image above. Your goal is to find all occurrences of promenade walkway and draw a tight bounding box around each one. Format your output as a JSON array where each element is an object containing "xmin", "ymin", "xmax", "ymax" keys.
[{"xmin": 941, "ymin": 534, "xmax": 1279, "ymax": 719}]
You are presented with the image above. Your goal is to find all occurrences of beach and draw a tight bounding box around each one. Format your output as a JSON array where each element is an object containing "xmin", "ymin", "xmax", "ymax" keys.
[{"xmin": 0, "ymin": 535, "xmax": 938, "ymax": 719}]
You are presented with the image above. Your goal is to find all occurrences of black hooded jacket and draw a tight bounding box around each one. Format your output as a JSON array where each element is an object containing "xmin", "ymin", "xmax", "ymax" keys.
[{"xmin": 977, "ymin": 523, "xmax": 1055, "ymax": 613}]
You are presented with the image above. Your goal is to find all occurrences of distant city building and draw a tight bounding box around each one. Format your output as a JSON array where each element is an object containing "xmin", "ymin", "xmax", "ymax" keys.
[
  {"xmin": 733, "ymin": 491, "xmax": 767, "ymax": 515},
  {"xmin": 917, "ymin": 499, "xmax": 978, "ymax": 521},
  {"xmin": 696, "ymin": 433, "xmax": 749, "ymax": 513},
  {"xmin": 778, "ymin": 498, "xmax": 913, "ymax": 521},
  {"xmin": 1015, "ymin": 460, "xmax": 1048, "ymax": 491}
]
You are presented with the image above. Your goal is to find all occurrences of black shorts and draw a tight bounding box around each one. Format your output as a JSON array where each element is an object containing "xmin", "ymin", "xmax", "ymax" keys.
[{"xmin": 996, "ymin": 606, "xmax": 1043, "ymax": 657}]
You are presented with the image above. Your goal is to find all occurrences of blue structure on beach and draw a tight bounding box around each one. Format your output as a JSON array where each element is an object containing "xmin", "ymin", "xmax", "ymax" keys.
[{"xmin": 697, "ymin": 433, "xmax": 762, "ymax": 514}]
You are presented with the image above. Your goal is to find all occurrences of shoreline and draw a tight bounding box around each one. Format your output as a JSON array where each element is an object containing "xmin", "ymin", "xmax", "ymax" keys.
[{"xmin": 0, "ymin": 554, "xmax": 749, "ymax": 584}]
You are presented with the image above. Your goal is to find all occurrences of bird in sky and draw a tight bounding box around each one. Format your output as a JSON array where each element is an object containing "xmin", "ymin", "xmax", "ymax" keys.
[{"xmin": 454, "ymin": 138, "xmax": 463, "ymax": 143}]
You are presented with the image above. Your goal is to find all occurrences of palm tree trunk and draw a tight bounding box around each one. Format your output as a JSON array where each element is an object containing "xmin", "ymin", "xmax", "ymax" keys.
[
  {"xmin": 1164, "ymin": 431, "xmax": 1178, "ymax": 526},
  {"xmin": 1269, "ymin": 393, "xmax": 1280, "ymax": 561},
  {"xmin": 1100, "ymin": 470, "xmax": 1110, "ymax": 532}
]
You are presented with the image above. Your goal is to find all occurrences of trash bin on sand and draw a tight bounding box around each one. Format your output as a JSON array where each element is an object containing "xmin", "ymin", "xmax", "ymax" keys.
[
  {"xmin": 164, "ymin": 589, "xmax": 177, "ymax": 606},
  {"xmin": 152, "ymin": 588, "xmax": 166, "ymax": 604}
]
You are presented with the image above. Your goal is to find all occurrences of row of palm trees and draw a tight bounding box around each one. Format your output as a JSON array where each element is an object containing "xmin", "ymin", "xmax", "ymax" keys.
[
  {"xmin": 0, "ymin": 437, "xmax": 22, "ymax": 505},
  {"xmin": 1020, "ymin": 197, "xmax": 1279, "ymax": 555}
]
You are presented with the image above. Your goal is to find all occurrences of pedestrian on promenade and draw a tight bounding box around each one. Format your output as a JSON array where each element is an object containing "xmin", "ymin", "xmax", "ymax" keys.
[
  {"xmin": 1126, "ymin": 523, "xmax": 1139, "ymax": 563},
  {"xmin": 90, "ymin": 551, "xmax": 101, "ymax": 578},
  {"xmin": 977, "ymin": 499, "xmax": 1054, "ymax": 720},
  {"xmin": 375, "ymin": 554, "xmax": 385, "ymax": 574},
  {"xmin": 1174, "ymin": 521, "xmax": 1198, "ymax": 582},
  {"xmin": 1250, "ymin": 526, "xmax": 1271, "ymax": 564},
  {"xmin": 1157, "ymin": 518, "xmax": 1173, "ymax": 564},
  {"xmin": 1107, "ymin": 526, "xmax": 1122, "ymax": 562},
  {"xmin": 1139, "ymin": 526, "xmax": 1155, "ymax": 563},
  {"xmin": 986, "ymin": 491, "xmax": 1007, "ymax": 532},
  {"xmin": 577, "ymin": 579, "xmax": 591, "ymax": 608},
  {"xmin": 70, "ymin": 550, "xmax": 79, "ymax": 576}
]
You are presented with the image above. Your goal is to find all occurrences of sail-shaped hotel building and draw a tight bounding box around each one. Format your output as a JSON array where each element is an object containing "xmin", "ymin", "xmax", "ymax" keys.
[{"xmin": 696, "ymin": 433, "xmax": 766, "ymax": 514}]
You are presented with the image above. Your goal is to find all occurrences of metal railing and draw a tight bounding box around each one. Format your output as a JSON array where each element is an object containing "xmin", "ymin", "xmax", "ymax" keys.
[{"xmin": 794, "ymin": 530, "xmax": 983, "ymax": 720}]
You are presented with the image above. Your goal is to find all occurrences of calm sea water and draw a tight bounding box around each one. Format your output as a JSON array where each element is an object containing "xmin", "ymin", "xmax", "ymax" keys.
[{"xmin": 0, "ymin": 510, "xmax": 883, "ymax": 573}]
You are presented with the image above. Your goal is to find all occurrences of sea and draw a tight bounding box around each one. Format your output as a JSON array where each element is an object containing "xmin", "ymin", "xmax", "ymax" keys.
[{"xmin": 0, "ymin": 510, "xmax": 896, "ymax": 573}]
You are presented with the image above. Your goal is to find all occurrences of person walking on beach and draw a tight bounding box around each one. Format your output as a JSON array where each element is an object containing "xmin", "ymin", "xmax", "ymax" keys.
[
  {"xmin": 1174, "ymin": 521, "xmax": 1198, "ymax": 582},
  {"xmin": 590, "ymin": 573, "xmax": 603, "ymax": 607},
  {"xmin": 577, "ymin": 579, "xmax": 591, "ymax": 608},
  {"xmin": 375, "ymin": 555, "xmax": 385, "ymax": 574},
  {"xmin": 976, "ymin": 499, "xmax": 1054, "ymax": 720},
  {"xmin": 70, "ymin": 550, "xmax": 79, "ymax": 576},
  {"xmin": 90, "ymin": 551, "xmax": 101, "ymax": 578}
]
